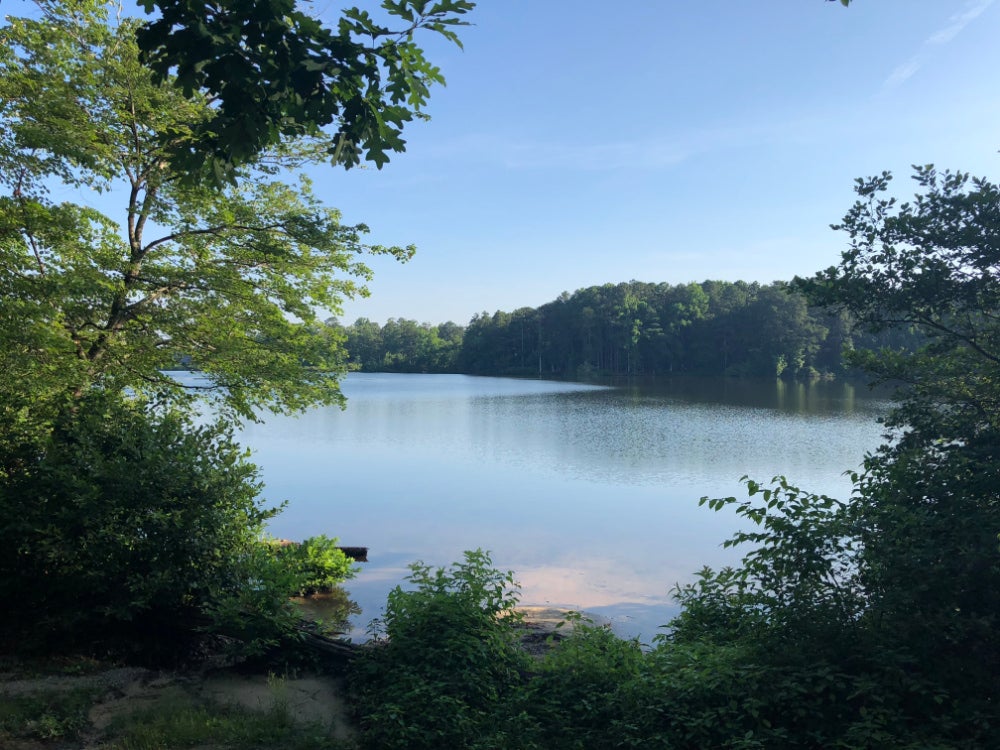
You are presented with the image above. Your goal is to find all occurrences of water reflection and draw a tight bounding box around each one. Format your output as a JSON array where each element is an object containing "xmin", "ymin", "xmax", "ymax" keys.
[
  {"xmin": 292, "ymin": 587, "xmax": 361, "ymax": 636},
  {"xmin": 234, "ymin": 374, "xmax": 889, "ymax": 644}
]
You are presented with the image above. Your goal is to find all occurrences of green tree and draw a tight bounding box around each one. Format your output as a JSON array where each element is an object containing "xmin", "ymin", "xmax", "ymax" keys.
[
  {"xmin": 797, "ymin": 167, "xmax": 1000, "ymax": 443},
  {"xmin": 0, "ymin": 0, "xmax": 467, "ymax": 658},
  {"xmin": 797, "ymin": 166, "xmax": 1000, "ymax": 738},
  {"xmin": 344, "ymin": 316, "xmax": 386, "ymax": 370},
  {"xmin": 431, "ymin": 320, "xmax": 464, "ymax": 371},
  {"xmin": 658, "ymin": 282, "xmax": 709, "ymax": 372},
  {"xmin": 0, "ymin": 7, "xmax": 416, "ymax": 419},
  {"xmin": 651, "ymin": 167, "xmax": 1000, "ymax": 746},
  {"xmin": 136, "ymin": 0, "xmax": 475, "ymax": 181}
]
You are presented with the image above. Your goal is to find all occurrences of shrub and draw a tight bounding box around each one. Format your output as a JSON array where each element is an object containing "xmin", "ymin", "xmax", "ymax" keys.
[
  {"xmin": 269, "ymin": 535, "xmax": 358, "ymax": 596},
  {"xmin": 0, "ymin": 393, "xmax": 299, "ymax": 659},
  {"xmin": 521, "ymin": 623, "xmax": 643, "ymax": 750},
  {"xmin": 351, "ymin": 549, "xmax": 530, "ymax": 750}
]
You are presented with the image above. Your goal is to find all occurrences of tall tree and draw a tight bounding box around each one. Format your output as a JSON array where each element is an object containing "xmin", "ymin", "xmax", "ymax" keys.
[
  {"xmin": 0, "ymin": 6, "xmax": 427, "ymax": 419},
  {"xmin": 796, "ymin": 166, "xmax": 1000, "ymax": 739},
  {"xmin": 797, "ymin": 167, "xmax": 1000, "ymax": 444}
]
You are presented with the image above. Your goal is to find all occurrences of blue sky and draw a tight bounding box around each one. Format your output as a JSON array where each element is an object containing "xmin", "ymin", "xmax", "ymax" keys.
[
  {"xmin": 9, "ymin": 0, "xmax": 998, "ymax": 325},
  {"xmin": 303, "ymin": 0, "xmax": 1000, "ymax": 326}
]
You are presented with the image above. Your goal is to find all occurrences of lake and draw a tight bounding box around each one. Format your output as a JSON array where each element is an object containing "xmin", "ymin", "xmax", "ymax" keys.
[{"xmin": 234, "ymin": 373, "xmax": 889, "ymax": 644}]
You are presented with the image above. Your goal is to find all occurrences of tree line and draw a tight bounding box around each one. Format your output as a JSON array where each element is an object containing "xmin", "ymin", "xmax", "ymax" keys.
[
  {"xmin": 5, "ymin": 1, "xmax": 1000, "ymax": 747},
  {"xmin": 334, "ymin": 279, "xmax": 920, "ymax": 379}
]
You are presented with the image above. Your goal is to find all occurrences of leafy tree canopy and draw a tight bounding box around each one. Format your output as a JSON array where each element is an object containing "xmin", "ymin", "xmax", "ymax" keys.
[
  {"xmin": 0, "ymin": 4, "xmax": 442, "ymax": 419},
  {"xmin": 135, "ymin": 0, "xmax": 475, "ymax": 182},
  {"xmin": 796, "ymin": 166, "xmax": 1000, "ymax": 444}
]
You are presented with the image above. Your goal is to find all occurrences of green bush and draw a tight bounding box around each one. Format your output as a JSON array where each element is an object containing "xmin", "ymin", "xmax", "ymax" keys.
[
  {"xmin": 269, "ymin": 534, "xmax": 358, "ymax": 595},
  {"xmin": 351, "ymin": 549, "xmax": 530, "ymax": 750},
  {"xmin": 520, "ymin": 623, "xmax": 643, "ymax": 750},
  {"xmin": 0, "ymin": 686, "xmax": 100, "ymax": 744},
  {"xmin": 0, "ymin": 393, "xmax": 311, "ymax": 660},
  {"xmin": 350, "ymin": 504, "xmax": 999, "ymax": 749}
]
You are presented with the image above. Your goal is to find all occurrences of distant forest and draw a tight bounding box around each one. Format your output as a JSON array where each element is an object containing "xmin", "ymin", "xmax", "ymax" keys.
[{"xmin": 330, "ymin": 280, "xmax": 917, "ymax": 379}]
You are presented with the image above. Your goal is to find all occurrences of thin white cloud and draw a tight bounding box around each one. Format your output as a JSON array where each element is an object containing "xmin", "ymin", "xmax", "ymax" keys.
[
  {"xmin": 435, "ymin": 114, "xmax": 830, "ymax": 174},
  {"xmin": 499, "ymin": 138, "xmax": 694, "ymax": 171},
  {"xmin": 884, "ymin": 59, "xmax": 921, "ymax": 88},
  {"xmin": 883, "ymin": 0, "xmax": 995, "ymax": 89},
  {"xmin": 927, "ymin": 0, "xmax": 994, "ymax": 44}
]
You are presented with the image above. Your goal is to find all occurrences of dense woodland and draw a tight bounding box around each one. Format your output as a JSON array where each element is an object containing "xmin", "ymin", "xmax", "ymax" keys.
[{"xmin": 335, "ymin": 279, "xmax": 917, "ymax": 378}]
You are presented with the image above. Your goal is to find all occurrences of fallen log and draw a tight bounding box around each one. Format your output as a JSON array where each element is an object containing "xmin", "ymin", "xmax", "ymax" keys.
[
  {"xmin": 295, "ymin": 625, "xmax": 359, "ymax": 659},
  {"xmin": 336, "ymin": 546, "xmax": 368, "ymax": 562}
]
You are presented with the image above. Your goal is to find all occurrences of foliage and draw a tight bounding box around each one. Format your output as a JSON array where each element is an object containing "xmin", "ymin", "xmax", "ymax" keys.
[
  {"xmin": 697, "ymin": 462, "xmax": 1000, "ymax": 747},
  {"xmin": 0, "ymin": 392, "xmax": 262, "ymax": 647},
  {"xmin": 348, "ymin": 549, "xmax": 896, "ymax": 750},
  {"xmin": 336, "ymin": 316, "xmax": 464, "ymax": 372},
  {"xmin": 269, "ymin": 535, "xmax": 359, "ymax": 596},
  {"xmin": 0, "ymin": 686, "xmax": 101, "ymax": 744},
  {"xmin": 793, "ymin": 169, "xmax": 1000, "ymax": 737},
  {"xmin": 0, "ymin": 392, "xmax": 338, "ymax": 660},
  {"xmin": 847, "ymin": 439, "xmax": 1000, "ymax": 742},
  {"xmin": 345, "ymin": 475, "xmax": 992, "ymax": 747},
  {"xmin": 198, "ymin": 542, "xmax": 314, "ymax": 661},
  {"xmin": 664, "ymin": 163, "xmax": 1000, "ymax": 741},
  {"xmin": 351, "ymin": 550, "xmax": 530, "ymax": 750},
  {"xmin": 673, "ymin": 476, "xmax": 863, "ymax": 647},
  {"xmin": 0, "ymin": 0, "xmax": 464, "ymax": 667},
  {"xmin": 136, "ymin": 0, "xmax": 475, "ymax": 182},
  {"xmin": 518, "ymin": 624, "xmax": 644, "ymax": 750},
  {"xmin": 797, "ymin": 167, "xmax": 1000, "ymax": 444},
  {"xmin": 643, "ymin": 165, "xmax": 1000, "ymax": 747},
  {"xmin": 344, "ymin": 279, "xmax": 914, "ymax": 380},
  {"xmin": 0, "ymin": 5, "xmax": 416, "ymax": 419},
  {"xmin": 325, "ymin": 271, "xmax": 940, "ymax": 381}
]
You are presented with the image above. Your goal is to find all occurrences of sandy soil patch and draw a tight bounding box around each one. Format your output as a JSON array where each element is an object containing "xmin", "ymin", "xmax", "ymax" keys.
[
  {"xmin": 198, "ymin": 672, "xmax": 354, "ymax": 742},
  {"xmin": 1, "ymin": 664, "xmax": 356, "ymax": 748}
]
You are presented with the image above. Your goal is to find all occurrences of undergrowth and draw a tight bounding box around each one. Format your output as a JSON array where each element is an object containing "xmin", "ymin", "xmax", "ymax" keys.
[
  {"xmin": 349, "ymin": 541, "xmax": 999, "ymax": 750},
  {"xmin": 0, "ymin": 686, "xmax": 101, "ymax": 744},
  {"xmin": 105, "ymin": 686, "xmax": 348, "ymax": 750}
]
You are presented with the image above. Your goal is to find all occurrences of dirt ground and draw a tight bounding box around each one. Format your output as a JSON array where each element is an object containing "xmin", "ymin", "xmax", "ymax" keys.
[
  {"xmin": 0, "ymin": 607, "xmax": 602, "ymax": 748},
  {"xmin": 0, "ymin": 662, "xmax": 355, "ymax": 749}
]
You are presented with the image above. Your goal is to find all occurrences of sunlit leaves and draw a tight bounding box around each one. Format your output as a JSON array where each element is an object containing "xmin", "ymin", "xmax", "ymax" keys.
[
  {"xmin": 135, "ymin": 0, "xmax": 475, "ymax": 182},
  {"xmin": 0, "ymin": 9, "xmax": 416, "ymax": 419}
]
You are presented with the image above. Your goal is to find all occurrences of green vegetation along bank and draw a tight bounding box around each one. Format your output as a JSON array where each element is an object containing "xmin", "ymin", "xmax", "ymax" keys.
[
  {"xmin": 344, "ymin": 166, "xmax": 1000, "ymax": 749},
  {"xmin": 1, "ymin": 0, "xmax": 997, "ymax": 747},
  {"xmin": 333, "ymin": 278, "xmax": 921, "ymax": 380}
]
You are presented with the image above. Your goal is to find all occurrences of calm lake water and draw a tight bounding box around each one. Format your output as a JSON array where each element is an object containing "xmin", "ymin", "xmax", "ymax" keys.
[{"xmin": 232, "ymin": 373, "xmax": 889, "ymax": 644}]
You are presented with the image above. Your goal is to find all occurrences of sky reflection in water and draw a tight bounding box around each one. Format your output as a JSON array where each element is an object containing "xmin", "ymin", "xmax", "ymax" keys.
[{"xmin": 234, "ymin": 374, "xmax": 888, "ymax": 643}]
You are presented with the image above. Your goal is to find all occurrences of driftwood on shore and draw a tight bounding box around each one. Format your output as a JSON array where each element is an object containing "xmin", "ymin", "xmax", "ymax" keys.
[{"xmin": 296, "ymin": 626, "xmax": 359, "ymax": 658}]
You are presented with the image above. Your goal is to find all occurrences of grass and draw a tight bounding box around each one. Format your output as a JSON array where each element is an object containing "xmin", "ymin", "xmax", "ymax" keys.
[
  {"xmin": 104, "ymin": 685, "xmax": 351, "ymax": 749},
  {"xmin": 0, "ymin": 655, "xmax": 356, "ymax": 750},
  {"xmin": 0, "ymin": 653, "xmax": 110, "ymax": 679},
  {"xmin": 0, "ymin": 685, "xmax": 102, "ymax": 743}
]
